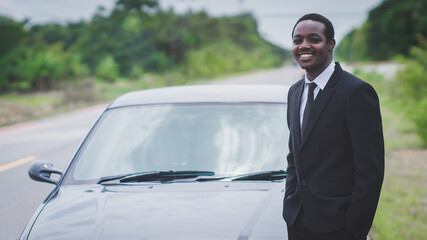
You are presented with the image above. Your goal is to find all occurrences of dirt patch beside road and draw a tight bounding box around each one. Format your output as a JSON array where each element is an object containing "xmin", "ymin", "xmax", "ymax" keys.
[{"xmin": 388, "ymin": 148, "xmax": 427, "ymax": 170}]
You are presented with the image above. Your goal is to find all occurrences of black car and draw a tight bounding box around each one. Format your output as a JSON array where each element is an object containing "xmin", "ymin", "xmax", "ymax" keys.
[{"xmin": 21, "ymin": 84, "xmax": 289, "ymax": 239}]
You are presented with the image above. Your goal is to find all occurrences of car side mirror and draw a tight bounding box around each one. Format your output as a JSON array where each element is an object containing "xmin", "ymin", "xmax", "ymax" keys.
[{"xmin": 28, "ymin": 161, "xmax": 63, "ymax": 185}]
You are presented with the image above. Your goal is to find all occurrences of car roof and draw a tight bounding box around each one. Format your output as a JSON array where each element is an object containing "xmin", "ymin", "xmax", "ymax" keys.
[{"xmin": 108, "ymin": 84, "xmax": 289, "ymax": 109}]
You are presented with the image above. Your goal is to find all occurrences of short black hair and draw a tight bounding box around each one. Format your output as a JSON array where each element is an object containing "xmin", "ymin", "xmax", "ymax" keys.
[{"xmin": 292, "ymin": 13, "xmax": 335, "ymax": 42}]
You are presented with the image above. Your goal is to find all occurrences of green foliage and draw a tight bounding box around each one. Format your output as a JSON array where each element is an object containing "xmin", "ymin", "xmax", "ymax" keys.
[
  {"xmin": 0, "ymin": 43, "xmax": 88, "ymax": 91},
  {"xmin": 0, "ymin": 0, "xmax": 289, "ymax": 93},
  {"xmin": 337, "ymin": 0, "xmax": 427, "ymax": 61},
  {"xmin": 95, "ymin": 55, "xmax": 120, "ymax": 82},
  {"xmin": 352, "ymin": 69, "xmax": 423, "ymax": 149},
  {"xmin": 116, "ymin": 0, "xmax": 158, "ymax": 12},
  {"xmin": 0, "ymin": 16, "xmax": 27, "ymax": 57},
  {"xmin": 129, "ymin": 65, "xmax": 144, "ymax": 80},
  {"xmin": 366, "ymin": 0, "xmax": 427, "ymax": 61},
  {"xmin": 73, "ymin": 8, "xmax": 287, "ymax": 76},
  {"xmin": 185, "ymin": 40, "xmax": 281, "ymax": 79},
  {"xmin": 335, "ymin": 23, "xmax": 370, "ymax": 62},
  {"xmin": 393, "ymin": 37, "xmax": 427, "ymax": 146}
]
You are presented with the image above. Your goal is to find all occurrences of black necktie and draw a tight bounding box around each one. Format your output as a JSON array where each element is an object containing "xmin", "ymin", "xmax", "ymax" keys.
[{"xmin": 302, "ymin": 82, "xmax": 317, "ymax": 134}]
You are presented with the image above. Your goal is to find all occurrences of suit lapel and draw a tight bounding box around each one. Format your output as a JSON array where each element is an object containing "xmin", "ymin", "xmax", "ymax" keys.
[
  {"xmin": 292, "ymin": 80, "xmax": 304, "ymax": 146},
  {"xmin": 301, "ymin": 63, "xmax": 343, "ymax": 147}
]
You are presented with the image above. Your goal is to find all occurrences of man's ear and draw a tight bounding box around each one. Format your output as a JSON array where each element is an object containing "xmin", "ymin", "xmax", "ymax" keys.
[{"xmin": 328, "ymin": 39, "xmax": 336, "ymax": 52}]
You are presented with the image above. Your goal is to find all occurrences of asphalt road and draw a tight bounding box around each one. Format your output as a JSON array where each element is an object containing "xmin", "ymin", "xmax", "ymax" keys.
[
  {"xmin": 0, "ymin": 105, "xmax": 106, "ymax": 240},
  {"xmin": 0, "ymin": 65, "xmax": 300, "ymax": 240}
]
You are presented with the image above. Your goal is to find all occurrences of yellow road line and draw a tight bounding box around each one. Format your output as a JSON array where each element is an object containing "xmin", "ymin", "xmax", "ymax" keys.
[{"xmin": 0, "ymin": 156, "xmax": 37, "ymax": 173}]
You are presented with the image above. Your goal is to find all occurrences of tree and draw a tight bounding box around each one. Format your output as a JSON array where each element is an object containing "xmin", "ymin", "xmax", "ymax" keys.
[
  {"xmin": 95, "ymin": 55, "xmax": 120, "ymax": 82},
  {"xmin": 115, "ymin": 0, "xmax": 158, "ymax": 12},
  {"xmin": 0, "ymin": 1, "xmax": 289, "ymax": 92},
  {"xmin": 366, "ymin": 0, "xmax": 427, "ymax": 60},
  {"xmin": 336, "ymin": 0, "xmax": 427, "ymax": 61},
  {"xmin": 0, "ymin": 16, "xmax": 27, "ymax": 57},
  {"xmin": 336, "ymin": 23, "xmax": 370, "ymax": 62}
]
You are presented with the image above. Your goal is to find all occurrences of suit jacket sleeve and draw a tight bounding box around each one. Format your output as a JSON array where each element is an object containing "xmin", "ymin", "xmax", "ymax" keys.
[{"xmin": 344, "ymin": 81, "xmax": 385, "ymax": 236}]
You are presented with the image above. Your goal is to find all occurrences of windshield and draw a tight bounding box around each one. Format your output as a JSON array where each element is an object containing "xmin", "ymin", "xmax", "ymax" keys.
[{"xmin": 64, "ymin": 103, "xmax": 288, "ymax": 183}]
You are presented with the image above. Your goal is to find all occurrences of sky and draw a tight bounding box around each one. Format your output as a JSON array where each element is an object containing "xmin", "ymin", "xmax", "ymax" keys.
[{"xmin": 0, "ymin": 0, "xmax": 383, "ymax": 49}]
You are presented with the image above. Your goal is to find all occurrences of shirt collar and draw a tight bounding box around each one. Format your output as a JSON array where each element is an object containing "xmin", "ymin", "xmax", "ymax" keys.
[{"xmin": 304, "ymin": 61, "xmax": 335, "ymax": 90}]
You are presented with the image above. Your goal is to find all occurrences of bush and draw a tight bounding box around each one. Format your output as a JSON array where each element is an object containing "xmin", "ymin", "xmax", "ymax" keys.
[
  {"xmin": 95, "ymin": 55, "xmax": 120, "ymax": 82},
  {"xmin": 394, "ymin": 37, "xmax": 427, "ymax": 146},
  {"xmin": 185, "ymin": 40, "xmax": 281, "ymax": 79},
  {"xmin": 0, "ymin": 43, "xmax": 89, "ymax": 92}
]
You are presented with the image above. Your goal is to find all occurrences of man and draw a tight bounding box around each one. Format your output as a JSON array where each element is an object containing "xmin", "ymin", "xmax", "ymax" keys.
[{"xmin": 283, "ymin": 13, "xmax": 384, "ymax": 240}]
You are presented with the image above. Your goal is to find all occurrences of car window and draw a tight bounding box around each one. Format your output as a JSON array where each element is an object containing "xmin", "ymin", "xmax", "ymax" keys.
[{"xmin": 65, "ymin": 103, "xmax": 288, "ymax": 183}]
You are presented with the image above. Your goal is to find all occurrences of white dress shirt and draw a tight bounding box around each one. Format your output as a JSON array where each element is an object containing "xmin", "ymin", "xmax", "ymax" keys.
[{"xmin": 299, "ymin": 61, "xmax": 336, "ymax": 128}]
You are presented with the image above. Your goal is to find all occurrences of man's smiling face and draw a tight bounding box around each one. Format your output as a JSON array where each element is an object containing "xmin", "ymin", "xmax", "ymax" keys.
[{"xmin": 292, "ymin": 20, "xmax": 335, "ymax": 80}]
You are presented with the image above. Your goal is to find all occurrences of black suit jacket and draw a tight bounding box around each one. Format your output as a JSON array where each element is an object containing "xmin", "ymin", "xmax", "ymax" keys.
[{"xmin": 283, "ymin": 63, "xmax": 384, "ymax": 237}]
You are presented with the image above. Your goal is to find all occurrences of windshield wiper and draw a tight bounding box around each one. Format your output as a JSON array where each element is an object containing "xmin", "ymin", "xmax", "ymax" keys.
[
  {"xmin": 97, "ymin": 170, "xmax": 215, "ymax": 184},
  {"xmin": 230, "ymin": 170, "xmax": 286, "ymax": 181}
]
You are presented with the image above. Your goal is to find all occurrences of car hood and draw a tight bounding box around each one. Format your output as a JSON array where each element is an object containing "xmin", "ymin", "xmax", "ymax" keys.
[{"xmin": 28, "ymin": 181, "xmax": 287, "ymax": 240}]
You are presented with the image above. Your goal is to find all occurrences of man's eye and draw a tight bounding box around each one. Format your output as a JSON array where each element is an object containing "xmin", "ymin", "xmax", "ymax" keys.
[
  {"xmin": 293, "ymin": 39, "xmax": 302, "ymax": 44},
  {"xmin": 310, "ymin": 38, "xmax": 321, "ymax": 43}
]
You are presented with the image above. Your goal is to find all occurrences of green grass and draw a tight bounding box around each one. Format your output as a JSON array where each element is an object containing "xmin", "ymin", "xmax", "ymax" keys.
[
  {"xmin": 0, "ymin": 92, "xmax": 64, "ymax": 127},
  {"xmin": 371, "ymin": 154, "xmax": 427, "ymax": 240},
  {"xmin": 380, "ymin": 100, "xmax": 423, "ymax": 149},
  {"xmin": 0, "ymin": 92, "xmax": 62, "ymax": 109}
]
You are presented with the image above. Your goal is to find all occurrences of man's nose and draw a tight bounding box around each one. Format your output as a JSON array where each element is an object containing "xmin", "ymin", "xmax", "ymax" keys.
[{"xmin": 299, "ymin": 39, "xmax": 310, "ymax": 50}]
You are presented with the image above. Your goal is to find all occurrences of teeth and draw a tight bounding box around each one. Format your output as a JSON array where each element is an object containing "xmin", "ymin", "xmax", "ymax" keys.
[{"xmin": 300, "ymin": 54, "xmax": 312, "ymax": 58}]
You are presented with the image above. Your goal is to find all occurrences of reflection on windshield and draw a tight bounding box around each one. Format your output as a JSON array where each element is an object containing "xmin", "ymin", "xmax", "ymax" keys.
[{"xmin": 71, "ymin": 104, "xmax": 288, "ymax": 181}]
